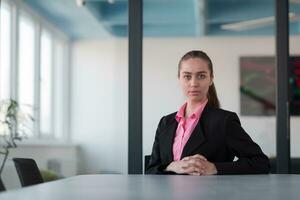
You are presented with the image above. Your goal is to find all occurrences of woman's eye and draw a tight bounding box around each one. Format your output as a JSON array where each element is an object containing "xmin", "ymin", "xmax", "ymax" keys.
[
  {"xmin": 197, "ymin": 74, "xmax": 206, "ymax": 79},
  {"xmin": 183, "ymin": 75, "xmax": 191, "ymax": 80}
]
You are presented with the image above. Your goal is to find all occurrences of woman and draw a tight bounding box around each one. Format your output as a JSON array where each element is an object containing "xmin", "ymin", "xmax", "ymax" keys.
[{"xmin": 146, "ymin": 50, "xmax": 270, "ymax": 175}]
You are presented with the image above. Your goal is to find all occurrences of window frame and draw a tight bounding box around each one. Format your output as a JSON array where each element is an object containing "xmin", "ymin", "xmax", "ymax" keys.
[{"xmin": 1, "ymin": 0, "xmax": 70, "ymax": 143}]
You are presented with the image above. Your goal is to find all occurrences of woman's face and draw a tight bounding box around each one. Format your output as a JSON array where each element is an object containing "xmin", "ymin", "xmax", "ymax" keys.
[{"xmin": 179, "ymin": 58, "xmax": 213, "ymax": 103}]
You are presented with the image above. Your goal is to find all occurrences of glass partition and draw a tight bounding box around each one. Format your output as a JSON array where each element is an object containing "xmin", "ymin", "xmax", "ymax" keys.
[{"xmin": 143, "ymin": 0, "xmax": 276, "ymax": 172}]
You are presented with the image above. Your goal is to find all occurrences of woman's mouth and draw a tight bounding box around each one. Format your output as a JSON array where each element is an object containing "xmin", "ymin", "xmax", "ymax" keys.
[{"xmin": 188, "ymin": 91, "xmax": 200, "ymax": 95}]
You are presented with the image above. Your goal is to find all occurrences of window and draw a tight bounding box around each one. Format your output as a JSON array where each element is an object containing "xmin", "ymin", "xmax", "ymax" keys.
[
  {"xmin": 0, "ymin": 2, "xmax": 11, "ymax": 100},
  {"xmin": 40, "ymin": 30, "xmax": 53, "ymax": 136},
  {"xmin": 0, "ymin": 1, "xmax": 69, "ymax": 141},
  {"xmin": 53, "ymin": 40, "xmax": 66, "ymax": 139},
  {"xmin": 18, "ymin": 13, "xmax": 36, "ymax": 137}
]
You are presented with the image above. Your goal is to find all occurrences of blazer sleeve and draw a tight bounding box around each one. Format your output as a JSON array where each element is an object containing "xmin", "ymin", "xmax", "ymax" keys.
[
  {"xmin": 214, "ymin": 112, "xmax": 270, "ymax": 175},
  {"xmin": 145, "ymin": 117, "xmax": 175, "ymax": 174}
]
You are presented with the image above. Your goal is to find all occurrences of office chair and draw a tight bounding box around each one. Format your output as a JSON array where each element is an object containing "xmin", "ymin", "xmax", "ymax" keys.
[
  {"xmin": 270, "ymin": 158, "xmax": 300, "ymax": 174},
  {"xmin": 144, "ymin": 155, "xmax": 151, "ymax": 173},
  {"xmin": 13, "ymin": 158, "xmax": 44, "ymax": 187},
  {"xmin": 0, "ymin": 177, "xmax": 5, "ymax": 192}
]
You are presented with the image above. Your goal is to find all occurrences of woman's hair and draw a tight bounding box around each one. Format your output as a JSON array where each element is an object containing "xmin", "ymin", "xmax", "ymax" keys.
[{"xmin": 178, "ymin": 50, "xmax": 220, "ymax": 109}]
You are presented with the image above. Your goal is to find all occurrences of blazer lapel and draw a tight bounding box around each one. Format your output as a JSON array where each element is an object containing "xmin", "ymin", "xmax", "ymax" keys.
[
  {"xmin": 159, "ymin": 118, "xmax": 178, "ymax": 162},
  {"xmin": 180, "ymin": 106, "xmax": 210, "ymax": 159},
  {"xmin": 180, "ymin": 121, "xmax": 206, "ymax": 159}
]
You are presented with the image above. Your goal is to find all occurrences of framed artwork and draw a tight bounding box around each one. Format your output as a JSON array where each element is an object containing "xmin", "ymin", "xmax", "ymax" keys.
[{"xmin": 240, "ymin": 56, "xmax": 300, "ymax": 116}]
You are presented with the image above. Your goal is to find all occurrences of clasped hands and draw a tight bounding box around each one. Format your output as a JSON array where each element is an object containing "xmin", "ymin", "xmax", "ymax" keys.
[{"xmin": 165, "ymin": 154, "xmax": 217, "ymax": 176}]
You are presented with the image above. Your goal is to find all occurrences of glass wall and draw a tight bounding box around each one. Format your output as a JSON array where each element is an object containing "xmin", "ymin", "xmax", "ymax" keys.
[{"xmin": 143, "ymin": 0, "xmax": 277, "ymax": 172}]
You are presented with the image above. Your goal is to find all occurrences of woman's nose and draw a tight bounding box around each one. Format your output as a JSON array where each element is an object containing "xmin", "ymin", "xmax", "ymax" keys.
[{"xmin": 190, "ymin": 77, "xmax": 198, "ymax": 87}]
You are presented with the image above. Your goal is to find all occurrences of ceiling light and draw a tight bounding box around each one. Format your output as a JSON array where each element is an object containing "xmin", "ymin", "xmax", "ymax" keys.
[
  {"xmin": 75, "ymin": 0, "xmax": 86, "ymax": 7},
  {"xmin": 221, "ymin": 12, "xmax": 300, "ymax": 31}
]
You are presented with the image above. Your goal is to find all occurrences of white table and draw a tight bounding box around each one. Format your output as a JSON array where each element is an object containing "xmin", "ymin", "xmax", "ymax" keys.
[{"xmin": 0, "ymin": 174, "xmax": 300, "ymax": 200}]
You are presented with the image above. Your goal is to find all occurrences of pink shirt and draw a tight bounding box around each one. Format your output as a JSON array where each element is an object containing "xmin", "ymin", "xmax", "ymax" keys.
[{"xmin": 172, "ymin": 100, "xmax": 208, "ymax": 161}]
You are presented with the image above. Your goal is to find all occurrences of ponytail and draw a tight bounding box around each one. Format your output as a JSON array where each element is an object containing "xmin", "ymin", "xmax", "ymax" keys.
[{"xmin": 207, "ymin": 83, "xmax": 220, "ymax": 109}]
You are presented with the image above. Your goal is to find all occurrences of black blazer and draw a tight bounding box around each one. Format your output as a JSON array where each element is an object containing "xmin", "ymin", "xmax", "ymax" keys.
[{"xmin": 146, "ymin": 105, "xmax": 270, "ymax": 175}]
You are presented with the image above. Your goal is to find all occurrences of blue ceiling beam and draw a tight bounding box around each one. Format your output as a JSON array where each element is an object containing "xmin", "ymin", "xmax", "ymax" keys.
[
  {"xmin": 143, "ymin": 24, "xmax": 198, "ymax": 37},
  {"xmin": 85, "ymin": 0, "xmax": 198, "ymax": 36},
  {"xmin": 86, "ymin": 0, "xmax": 197, "ymax": 25},
  {"xmin": 143, "ymin": 0, "xmax": 196, "ymax": 24},
  {"xmin": 109, "ymin": 23, "xmax": 200, "ymax": 37}
]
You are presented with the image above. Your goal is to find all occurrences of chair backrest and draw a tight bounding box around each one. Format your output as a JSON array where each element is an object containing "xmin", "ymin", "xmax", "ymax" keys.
[
  {"xmin": 0, "ymin": 177, "xmax": 5, "ymax": 192},
  {"xmin": 13, "ymin": 158, "xmax": 44, "ymax": 187},
  {"xmin": 144, "ymin": 155, "xmax": 151, "ymax": 173},
  {"xmin": 270, "ymin": 158, "xmax": 300, "ymax": 174}
]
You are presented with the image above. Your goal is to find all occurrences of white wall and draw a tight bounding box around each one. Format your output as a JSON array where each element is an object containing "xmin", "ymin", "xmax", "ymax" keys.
[
  {"xmin": 71, "ymin": 39, "xmax": 128, "ymax": 174},
  {"xmin": 70, "ymin": 36, "xmax": 300, "ymax": 175}
]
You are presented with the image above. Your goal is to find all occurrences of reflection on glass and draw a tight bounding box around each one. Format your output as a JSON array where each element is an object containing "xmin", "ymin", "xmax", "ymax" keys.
[
  {"xmin": 40, "ymin": 30, "xmax": 53, "ymax": 136},
  {"xmin": 0, "ymin": 3, "xmax": 11, "ymax": 100},
  {"xmin": 18, "ymin": 14, "xmax": 35, "ymax": 137}
]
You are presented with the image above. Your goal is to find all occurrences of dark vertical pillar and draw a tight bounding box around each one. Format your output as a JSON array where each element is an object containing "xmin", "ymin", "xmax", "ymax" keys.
[
  {"xmin": 128, "ymin": 0, "xmax": 143, "ymax": 174},
  {"xmin": 275, "ymin": 0, "xmax": 290, "ymax": 173}
]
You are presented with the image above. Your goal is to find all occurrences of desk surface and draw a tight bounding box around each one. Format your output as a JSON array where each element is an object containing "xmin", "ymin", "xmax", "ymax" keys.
[{"xmin": 1, "ymin": 174, "xmax": 300, "ymax": 200}]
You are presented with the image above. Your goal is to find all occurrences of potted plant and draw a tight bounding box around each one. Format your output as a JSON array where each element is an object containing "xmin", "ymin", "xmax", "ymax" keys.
[{"xmin": 0, "ymin": 99, "xmax": 33, "ymax": 176}]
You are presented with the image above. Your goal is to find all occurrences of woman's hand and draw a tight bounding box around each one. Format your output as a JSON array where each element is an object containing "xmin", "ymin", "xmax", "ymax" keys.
[
  {"xmin": 183, "ymin": 154, "xmax": 218, "ymax": 175},
  {"xmin": 165, "ymin": 154, "xmax": 217, "ymax": 175},
  {"xmin": 165, "ymin": 159, "xmax": 202, "ymax": 174}
]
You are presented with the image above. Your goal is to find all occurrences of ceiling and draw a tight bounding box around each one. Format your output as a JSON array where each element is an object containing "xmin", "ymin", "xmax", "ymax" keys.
[{"xmin": 22, "ymin": 0, "xmax": 300, "ymax": 40}]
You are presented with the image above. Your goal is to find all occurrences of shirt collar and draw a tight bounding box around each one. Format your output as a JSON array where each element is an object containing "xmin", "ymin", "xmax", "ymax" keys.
[{"xmin": 175, "ymin": 100, "xmax": 208, "ymax": 122}]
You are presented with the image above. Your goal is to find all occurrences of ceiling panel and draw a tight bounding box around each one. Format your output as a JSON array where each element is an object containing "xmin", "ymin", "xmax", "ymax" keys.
[{"xmin": 21, "ymin": 0, "xmax": 300, "ymax": 39}]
